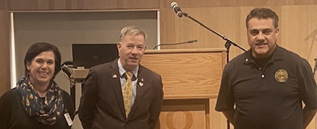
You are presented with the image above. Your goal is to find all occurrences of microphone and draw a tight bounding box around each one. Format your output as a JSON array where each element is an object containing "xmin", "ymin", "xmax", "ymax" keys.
[
  {"xmin": 153, "ymin": 40, "xmax": 197, "ymax": 50},
  {"xmin": 171, "ymin": 2, "xmax": 183, "ymax": 17}
]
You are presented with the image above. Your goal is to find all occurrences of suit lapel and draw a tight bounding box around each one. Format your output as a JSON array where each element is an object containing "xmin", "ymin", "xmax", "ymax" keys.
[
  {"xmin": 109, "ymin": 59, "xmax": 126, "ymax": 117},
  {"xmin": 128, "ymin": 65, "xmax": 147, "ymax": 119}
]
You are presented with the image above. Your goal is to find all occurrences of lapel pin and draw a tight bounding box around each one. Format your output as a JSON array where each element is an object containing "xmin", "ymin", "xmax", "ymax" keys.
[
  {"xmin": 139, "ymin": 82, "xmax": 144, "ymax": 87},
  {"xmin": 139, "ymin": 78, "xmax": 144, "ymax": 87},
  {"xmin": 112, "ymin": 74, "xmax": 117, "ymax": 79}
]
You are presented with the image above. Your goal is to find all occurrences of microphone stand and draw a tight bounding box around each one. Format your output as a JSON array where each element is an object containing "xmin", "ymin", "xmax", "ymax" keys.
[
  {"xmin": 182, "ymin": 13, "xmax": 246, "ymax": 62},
  {"xmin": 313, "ymin": 57, "xmax": 317, "ymax": 76},
  {"xmin": 181, "ymin": 12, "xmax": 246, "ymax": 129}
]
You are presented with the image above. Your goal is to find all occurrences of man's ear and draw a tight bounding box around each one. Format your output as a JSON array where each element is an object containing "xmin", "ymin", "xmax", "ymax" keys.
[
  {"xmin": 275, "ymin": 27, "xmax": 279, "ymax": 36},
  {"xmin": 117, "ymin": 42, "xmax": 121, "ymax": 50}
]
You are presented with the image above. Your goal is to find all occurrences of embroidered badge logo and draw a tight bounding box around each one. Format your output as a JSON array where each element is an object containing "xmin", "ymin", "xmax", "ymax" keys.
[{"xmin": 275, "ymin": 69, "xmax": 288, "ymax": 82}]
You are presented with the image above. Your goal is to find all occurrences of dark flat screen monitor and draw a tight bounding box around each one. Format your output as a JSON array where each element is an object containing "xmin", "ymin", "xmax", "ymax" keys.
[{"xmin": 72, "ymin": 44, "xmax": 118, "ymax": 68}]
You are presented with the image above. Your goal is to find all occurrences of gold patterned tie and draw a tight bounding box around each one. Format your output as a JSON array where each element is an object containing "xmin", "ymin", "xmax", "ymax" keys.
[{"xmin": 123, "ymin": 71, "xmax": 133, "ymax": 117}]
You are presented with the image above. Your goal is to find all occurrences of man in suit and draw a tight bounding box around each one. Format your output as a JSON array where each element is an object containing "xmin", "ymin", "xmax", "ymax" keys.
[{"xmin": 78, "ymin": 26, "xmax": 164, "ymax": 129}]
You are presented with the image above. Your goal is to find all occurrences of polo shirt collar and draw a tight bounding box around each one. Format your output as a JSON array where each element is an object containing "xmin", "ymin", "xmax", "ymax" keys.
[{"xmin": 244, "ymin": 45, "xmax": 284, "ymax": 65}]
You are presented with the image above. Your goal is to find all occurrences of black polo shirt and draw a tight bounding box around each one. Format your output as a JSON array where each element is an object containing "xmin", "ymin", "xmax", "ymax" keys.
[{"xmin": 215, "ymin": 45, "xmax": 317, "ymax": 129}]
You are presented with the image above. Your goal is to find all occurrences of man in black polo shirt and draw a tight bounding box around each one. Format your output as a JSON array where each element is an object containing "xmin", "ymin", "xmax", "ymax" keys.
[{"xmin": 215, "ymin": 8, "xmax": 317, "ymax": 129}]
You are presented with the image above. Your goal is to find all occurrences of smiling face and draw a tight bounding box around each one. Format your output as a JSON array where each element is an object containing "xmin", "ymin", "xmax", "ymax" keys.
[
  {"xmin": 118, "ymin": 34, "xmax": 146, "ymax": 71},
  {"xmin": 27, "ymin": 51, "xmax": 55, "ymax": 87},
  {"xmin": 247, "ymin": 18, "xmax": 279, "ymax": 59}
]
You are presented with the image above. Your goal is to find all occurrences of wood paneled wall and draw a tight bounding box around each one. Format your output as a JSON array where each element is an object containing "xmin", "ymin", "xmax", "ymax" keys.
[
  {"xmin": 8, "ymin": 0, "xmax": 159, "ymax": 10},
  {"xmin": 0, "ymin": 0, "xmax": 10, "ymax": 95},
  {"xmin": 160, "ymin": 0, "xmax": 317, "ymax": 7},
  {"xmin": 159, "ymin": 0, "xmax": 317, "ymax": 68}
]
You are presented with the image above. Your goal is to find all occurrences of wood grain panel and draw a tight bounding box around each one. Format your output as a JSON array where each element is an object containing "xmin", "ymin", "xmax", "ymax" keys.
[
  {"xmin": 281, "ymin": 5, "xmax": 317, "ymax": 69},
  {"xmin": 48, "ymin": 0, "xmax": 67, "ymax": 9},
  {"xmin": 161, "ymin": 0, "xmax": 317, "ymax": 8},
  {"xmin": 8, "ymin": 0, "xmax": 38, "ymax": 10},
  {"xmin": 7, "ymin": 0, "xmax": 317, "ymax": 9},
  {"xmin": 156, "ymin": 99, "xmax": 207, "ymax": 129},
  {"xmin": 155, "ymin": 99, "xmax": 232, "ymax": 129},
  {"xmin": 36, "ymin": 0, "xmax": 50, "ymax": 9},
  {"xmin": 141, "ymin": 49, "xmax": 226, "ymax": 99},
  {"xmin": 117, "ymin": 0, "xmax": 159, "ymax": 9},
  {"xmin": 8, "ymin": 0, "xmax": 159, "ymax": 10},
  {"xmin": 90, "ymin": 0, "xmax": 117, "ymax": 9},
  {"xmin": 0, "ymin": 10, "xmax": 11, "ymax": 95},
  {"xmin": 75, "ymin": 0, "xmax": 117, "ymax": 10},
  {"xmin": 0, "ymin": 0, "xmax": 4, "ymax": 10}
]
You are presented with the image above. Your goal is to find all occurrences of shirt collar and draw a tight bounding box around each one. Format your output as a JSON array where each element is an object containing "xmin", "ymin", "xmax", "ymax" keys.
[
  {"xmin": 244, "ymin": 45, "xmax": 283, "ymax": 64},
  {"xmin": 117, "ymin": 59, "xmax": 139, "ymax": 78}
]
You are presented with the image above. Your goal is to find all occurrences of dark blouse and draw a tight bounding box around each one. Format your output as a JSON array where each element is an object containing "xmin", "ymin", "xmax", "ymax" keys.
[{"xmin": 0, "ymin": 88, "xmax": 75, "ymax": 129}]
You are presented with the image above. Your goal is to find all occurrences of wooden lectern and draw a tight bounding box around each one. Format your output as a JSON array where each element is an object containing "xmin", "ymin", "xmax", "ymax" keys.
[{"xmin": 141, "ymin": 48, "xmax": 227, "ymax": 129}]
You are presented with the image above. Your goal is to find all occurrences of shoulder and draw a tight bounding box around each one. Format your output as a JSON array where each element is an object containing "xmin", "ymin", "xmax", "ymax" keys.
[
  {"xmin": 92, "ymin": 59, "xmax": 117, "ymax": 69},
  {"xmin": 89, "ymin": 60, "xmax": 117, "ymax": 75},
  {"xmin": 0, "ymin": 88, "xmax": 19, "ymax": 110},
  {"xmin": 139, "ymin": 65, "xmax": 161, "ymax": 78},
  {"xmin": 277, "ymin": 46, "xmax": 309, "ymax": 66},
  {"xmin": 60, "ymin": 89, "xmax": 70, "ymax": 97},
  {"xmin": 59, "ymin": 89, "xmax": 73, "ymax": 106},
  {"xmin": 225, "ymin": 51, "xmax": 248, "ymax": 70},
  {"xmin": 60, "ymin": 90, "xmax": 73, "ymax": 104},
  {"xmin": 91, "ymin": 62, "xmax": 112, "ymax": 70},
  {"xmin": 139, "ymin": 65, "xmax": 163, "ymax": 92},
  {"xmin": 0, "ymin": 88, "xmax": 18, "ymax": 101},
  {"xmin": 229, "ymin": 52, "xmax": 247, "ymax": 63},
  {"xmin": 278, "ymin": 46, "xmax": 302, "ymax": 59}
]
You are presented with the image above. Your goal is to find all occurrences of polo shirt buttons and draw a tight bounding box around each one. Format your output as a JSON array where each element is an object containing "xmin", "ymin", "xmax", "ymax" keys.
[{"xmin": 261, "ymin": 74, "xmax": 264, "ymax": 78}]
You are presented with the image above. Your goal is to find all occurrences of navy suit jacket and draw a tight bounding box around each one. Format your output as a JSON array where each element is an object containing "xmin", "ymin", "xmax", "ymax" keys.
[{"xmin": 78, "ymin": 59, "xmax": 164, "ymax": 129}]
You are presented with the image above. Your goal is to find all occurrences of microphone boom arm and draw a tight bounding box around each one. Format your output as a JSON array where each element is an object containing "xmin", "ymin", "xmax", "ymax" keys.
[{"xmin": 153, "ymin": 40, "xmax": 197, "ymax": 50}]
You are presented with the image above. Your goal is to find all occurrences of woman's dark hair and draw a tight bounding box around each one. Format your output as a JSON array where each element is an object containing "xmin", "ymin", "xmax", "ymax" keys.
[{"xmin": 24, "ymin": 42, "xmax": 62, "ymax": 77}]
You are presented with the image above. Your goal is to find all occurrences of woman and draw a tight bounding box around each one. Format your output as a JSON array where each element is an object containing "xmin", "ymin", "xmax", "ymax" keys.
[{"xmin": 0, "ymin": 42, "xmax": 74, "ymax": 129}]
